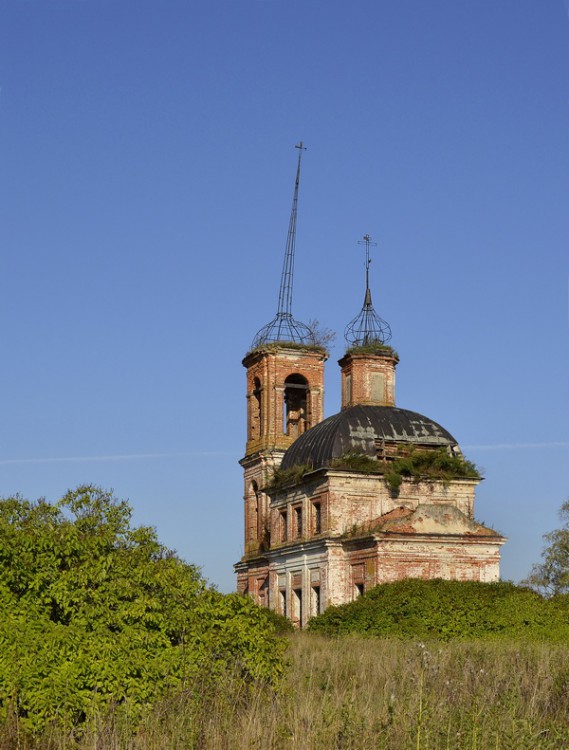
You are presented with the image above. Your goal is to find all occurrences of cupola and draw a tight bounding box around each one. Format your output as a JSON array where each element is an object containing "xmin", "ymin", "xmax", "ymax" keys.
[{"xmin": 340, "ymin": 234, "xmax": 398, "ymax": 408}]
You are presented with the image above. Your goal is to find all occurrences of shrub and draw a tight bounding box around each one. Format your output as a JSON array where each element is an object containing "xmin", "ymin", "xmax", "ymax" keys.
[
  {"xmin": 344, "ymin": 342, "xmax": 399, "ymax": 358},
  {"xmin": 0, "ymin": 486, "xmax": 286, "ymax": 734},
  {"xmin": 307, "ymin": 579, "xmax": 569, "ymax": 641},
  {"xmin": 268, "ymin": 464, "xmax": 313, "ymax": 490},
  {"xmin": 330, "ymin": 448, "xmax": 480, "ymax": 491}
]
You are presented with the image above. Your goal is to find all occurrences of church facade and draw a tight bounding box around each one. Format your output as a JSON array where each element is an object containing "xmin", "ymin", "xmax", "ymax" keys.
[
  {"xmin": 234, "ymin": 148, "xmax": 505, "ymax": 627},
  {"xmin": 235, "ymin": 342, "xmax": 505, "ymax": 627}
]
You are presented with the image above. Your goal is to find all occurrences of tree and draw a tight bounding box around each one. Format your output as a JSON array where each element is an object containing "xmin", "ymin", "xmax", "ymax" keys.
[
  {"xmin": 524, "ymin": 498, "xmax": 569, "ymax": 595},
  {"xmin": 0, "ymin": 485, "xmax": 286, "ymax": 733}
]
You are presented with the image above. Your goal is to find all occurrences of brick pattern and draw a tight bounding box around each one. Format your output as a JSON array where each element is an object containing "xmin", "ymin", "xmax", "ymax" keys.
[
  {"xmin": 240, "ymin": 346, "xmax": 326, "ymax": 556},
  {"xmin": 338, "ymin": 350, "xmax": 398, "ymax": 408},
  {"xmin": 242, "ymin": 346, "xmax": 326, "ymax": 455},
  {"xmin": 235, "ymin": 344, "xmax": 506, "ymax": 629}
]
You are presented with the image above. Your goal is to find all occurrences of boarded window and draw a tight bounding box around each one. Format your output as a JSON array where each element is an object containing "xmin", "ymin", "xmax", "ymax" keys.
[
  {"xmin": 293, "ymin": 588, "xmax": 303, "ymax": 627},
  {"xmin": 344, "ymin": 373, "xmax": 352, "ymax": 404},
  {"xmin": 311, "ymin": 585, "xmax": 321, "ymax": 617},
  {"xmin": 371, "ymin": 372, "xmax": 385, "ymax": 402}
]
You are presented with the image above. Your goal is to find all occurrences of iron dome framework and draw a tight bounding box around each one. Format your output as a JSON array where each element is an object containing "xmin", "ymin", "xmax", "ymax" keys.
[
  {"xmin": 251, "ymin": 142, "xmax": 316, "ymax": 349},
  {"xmin": 344, "ymin": 234, "xmax": 392, "ymax": 347}
]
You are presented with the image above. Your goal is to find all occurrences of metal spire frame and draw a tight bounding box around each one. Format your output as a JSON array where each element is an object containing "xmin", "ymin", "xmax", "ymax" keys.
[
  {"xmin": 344, "ymin": 234, "xmax": 392, "ymax": 347},
  {"xmin": 251, "ymin": 143, "xmax": 315, "ymax": 349}
]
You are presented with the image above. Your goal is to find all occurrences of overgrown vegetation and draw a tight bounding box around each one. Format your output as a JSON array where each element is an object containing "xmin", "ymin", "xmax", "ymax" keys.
[
  {"xmin": 331, "ymin": 447, "xmax": 481, "ymax": 491},
  {"xmin": 330, "ymin": 451, "xmax": 380, "ymax": 473},
  {"xmin": 268, "ymin": 463, "xmax": 314, "ymax": 489},
  {"xmin": 382, "ymin": 447, "xmax": 480, "ymax": 490},
  {"xmin": 344, "ymin": 342, "xmax": 399, "ymax": 358},
  {"xmin": 308, "ymin": 579, "xmax": 569, "ymax": 641},
  {"xmin": 524, "ymin": 497, "xmax": 569, "ymax": 595},
  {"xmin": 0, "ymin": 486, "xmax": 285, "ymax": 736},
  {"xmin": 270, "ymin": 449, "xmax": 480, "ymax": 492},
  {"xmin": 3, "ymin": 634, "xmax": 569, "ymax": 749},
  {"xmin": 4, "ymin": 487, "xmax": 569, "ymax": 748},
  {"xmin": 248, "ymin": 340, "xmax": 328, "ymax": 356}
]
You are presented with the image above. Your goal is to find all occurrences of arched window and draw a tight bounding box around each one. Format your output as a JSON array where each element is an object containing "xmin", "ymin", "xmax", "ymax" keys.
[
  {"xmin": 283, "ymin": 374, "xmax": 309, "ymax": 438},
  {"xmin": 249, "ymin": 378, "xmax": 262, "ymax": 440},
  {"xmin": 251, "ymin": 480, "xmax": 260, "ymax": 541},
  {"xmin": 253, "ymin": 378, "xmax": 262, "ymax": 437}
]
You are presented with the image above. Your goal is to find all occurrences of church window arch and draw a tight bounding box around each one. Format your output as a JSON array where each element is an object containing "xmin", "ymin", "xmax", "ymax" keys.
[
  {"xmin": 249, "ymin": 377, "xmax": 263, "ymax": 440},
  {"xmin": 283, "ymin": 373, "xmax": 310, "ymax": 438}
]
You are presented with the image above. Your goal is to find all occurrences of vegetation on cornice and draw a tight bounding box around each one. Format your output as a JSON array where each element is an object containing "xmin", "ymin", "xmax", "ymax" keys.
[
  {"xmin": 245, "ymin": 320, "xmax": 335, "ymax": 359},
  {"xmin": 246, "ymin": 341, "xmax": 328, "ymax": 358},
  {"xmin": 267, "ymin": 463, "xmax": 314, "ymax": 490},
  {"xmin": 268, "ymin": 448, "xmax": 480, "ymax": 493},
  {"xmin": 331, "ymin": 447, "xmax": 481, "ymax": 492},
  {"xmin": 330, "ymin": 452, "xmax": 380, "ymax": 473},
  {"xmin": 344, "ymin": 342, "xmax": 399, "ymax": 358}
]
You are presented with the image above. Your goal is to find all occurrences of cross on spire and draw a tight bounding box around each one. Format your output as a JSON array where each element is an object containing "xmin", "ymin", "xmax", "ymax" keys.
[
  {"xmin": 344, "ymin": 233, "xmax": 392, "ymax": 347},
  {"xmin": 251, "ymin": 143, "xmax": 315, "ymax": 349},
  {"xmin": 358, "ymin": 233, "xmax": 378, "ymax": 306}
]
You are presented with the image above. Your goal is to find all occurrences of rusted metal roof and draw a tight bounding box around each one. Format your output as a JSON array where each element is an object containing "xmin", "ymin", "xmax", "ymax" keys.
[{"xmin": 280, "ymin": 404, "xmax": 458, "ymax": 470}]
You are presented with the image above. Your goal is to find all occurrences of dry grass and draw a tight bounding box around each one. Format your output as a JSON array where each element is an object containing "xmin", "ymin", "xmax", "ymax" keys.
[{"xmin": 4, "ymin": 634, "xmax": 569, "ymax": 750}]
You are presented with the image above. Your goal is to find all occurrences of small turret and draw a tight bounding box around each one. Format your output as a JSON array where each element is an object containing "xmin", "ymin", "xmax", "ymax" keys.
[{"xmin": 340, "ymin": 234, "xmax": 398, "ymax": 408}]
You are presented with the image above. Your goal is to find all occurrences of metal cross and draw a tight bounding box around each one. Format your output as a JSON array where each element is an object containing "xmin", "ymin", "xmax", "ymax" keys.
[{"xmin": 357, "ymin": 234, "xmax": 378, "ymax": 293}]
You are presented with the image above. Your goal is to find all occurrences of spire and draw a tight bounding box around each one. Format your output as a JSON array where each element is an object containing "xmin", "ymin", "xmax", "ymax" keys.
[
  {"xmin": 251, "ymin": 143, "xmax": 315, "ymax": 349},
  {"xmin": 344, "ymin": 234, "xmax": 392, "ymax": 347}
]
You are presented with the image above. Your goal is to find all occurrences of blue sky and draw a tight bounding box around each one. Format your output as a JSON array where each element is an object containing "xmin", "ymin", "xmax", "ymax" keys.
[{"xmin": 1, "ymin": 1, "xmax": 568, "ymax": 592}]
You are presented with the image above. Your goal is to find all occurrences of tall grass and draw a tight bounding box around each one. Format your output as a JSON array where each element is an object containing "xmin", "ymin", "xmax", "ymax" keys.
[{"xmin": 4, "ymin": 634, "xmax": 569, "ymax": 750}]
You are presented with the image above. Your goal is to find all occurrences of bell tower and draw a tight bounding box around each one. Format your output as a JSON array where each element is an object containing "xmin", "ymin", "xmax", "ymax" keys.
[{"xmin": 238, "ymin": 143, "xmax": 326, "ymax": 561}]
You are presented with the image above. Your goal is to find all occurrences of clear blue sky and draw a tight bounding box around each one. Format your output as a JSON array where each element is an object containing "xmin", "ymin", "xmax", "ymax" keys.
[{"xmin": 1, "ymin": 1, "xmax": 567, "ymax": 592}]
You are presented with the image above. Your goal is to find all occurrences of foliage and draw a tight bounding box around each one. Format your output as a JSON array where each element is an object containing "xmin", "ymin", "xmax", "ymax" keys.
[
  {"xmin": 382, "ymin": 447, "xmax": 480, "ymax": 490},
  {"xmin": 307, "ymin": 318, "xmax": 336, "ymax": 350},
  {"xmin": 0, "ymin": 486, "xmax": 286, "ymax": 734},
  {"xmin": 330, "ymin": 452, "xmax": 380, "ymax": 473},
  {"xmin": 256, "ymin": 607, "xmax": 295, "ymax": 635},
  {"xmin": 4, "ymin": 635, "xmax": 569, "ymax": 749},
  {"xmin": 524, "ymin": 498, "xmax": 569, "ymax": 595},
  {"xmin": 246, "ymin": 341, "xmax": 328, "ymax": 358},
  {"xmin": 307, "ymin": 579, "xmax": 569, "ymax": 641},
  {"xmin": 330, "ymin": 448, "xmax": 480, "ymax": 491},
  {"xmin": 268, "ymin": 463, "xmax": 314, "ymax": 490},
  {"xmin": 345, "ymin": 342, "xmax": 399, "ymax": 358}
]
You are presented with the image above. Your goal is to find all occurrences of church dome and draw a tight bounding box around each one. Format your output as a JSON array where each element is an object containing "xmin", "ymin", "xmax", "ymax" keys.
[{"xmin": 280, "ymin": 404, "xmax": 459, "ymax": 471}]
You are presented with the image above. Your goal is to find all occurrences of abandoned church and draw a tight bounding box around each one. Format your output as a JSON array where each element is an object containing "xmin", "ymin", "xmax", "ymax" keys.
[{"xmin": 235, "ymin": 145, "xmax": 506, "ymax": 627}]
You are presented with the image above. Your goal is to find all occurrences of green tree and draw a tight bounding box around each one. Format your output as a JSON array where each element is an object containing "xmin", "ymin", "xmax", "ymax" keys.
[
  {"xmin": 525, "ymin": 498, "xmax": 569, "ymax": 595},
  {"xmin": 0, "ymin": 485, "xmax": 285, "ymax": 734}
]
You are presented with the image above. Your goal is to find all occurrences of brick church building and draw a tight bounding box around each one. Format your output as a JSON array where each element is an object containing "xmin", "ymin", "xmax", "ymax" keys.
[{"xmin": 234, "ymin": 148, "xmax": 505, "ymax": 627}]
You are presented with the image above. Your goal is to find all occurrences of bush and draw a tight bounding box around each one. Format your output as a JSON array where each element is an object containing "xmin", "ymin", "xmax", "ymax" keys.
[
  {"xmin": 307, "ymin": 579, "xmax": 569, "ymax": 641},
  {"xmin": 330, "ymin": 448, "xmax": 480, "ymax": 491},
  {"xmin": 0, "ymin": 486, "xmax": 286, "ymax": 734}
]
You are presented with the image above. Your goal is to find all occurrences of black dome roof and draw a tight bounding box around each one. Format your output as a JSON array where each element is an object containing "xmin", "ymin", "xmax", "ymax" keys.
[{"xmin": 280, "ymin": 405, "xmax": 458, "ymax": 470}]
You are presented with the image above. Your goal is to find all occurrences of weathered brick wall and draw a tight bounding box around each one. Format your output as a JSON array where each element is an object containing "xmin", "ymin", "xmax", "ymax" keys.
[
  {"xmin": 338, "ymin": 350, "xmax": 398, "ymax": 408},
  {"xmin": 236, "ymin": 344, "xmax": 504, "ymax": 628},
  {"xmin": 240, "ymin": 345, "xmax": 326, "ymax": 555},
  {"xmin": 242, "ymin": 346, "xmax": 326, "ymax": 456},
  {"xmin": 325, "ymin": 472, "xmax": 478, "ymax": 534}
]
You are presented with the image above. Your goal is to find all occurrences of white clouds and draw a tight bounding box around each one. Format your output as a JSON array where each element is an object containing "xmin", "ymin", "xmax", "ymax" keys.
[{"xmin": 463, "ymin": 442, "xmax": 569, "ymax": 451}]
